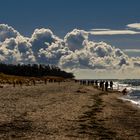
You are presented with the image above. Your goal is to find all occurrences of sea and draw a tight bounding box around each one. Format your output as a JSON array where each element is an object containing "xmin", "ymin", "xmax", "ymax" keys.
[
  {"xmin": 80, "ymin": 79, "xmax": 140, "ymax": 107},
  {"xmin": 113, "ymin": 79, "xmax": 140, "ymax": 107}
]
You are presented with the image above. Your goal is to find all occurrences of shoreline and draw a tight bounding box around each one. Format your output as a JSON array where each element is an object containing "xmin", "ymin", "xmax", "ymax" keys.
[
  {"xmin": 97, "ymin": 90, "xmax": 140, "ymax": 139},
  {"xmin": 0, "ymin": 82, "xmax": 140, "ymax": 139},
  {"xmin": 119, "ymin": 96, "xmax": 140, "ymax": 108}
]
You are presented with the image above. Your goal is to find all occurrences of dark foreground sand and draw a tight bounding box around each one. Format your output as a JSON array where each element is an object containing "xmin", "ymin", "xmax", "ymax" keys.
[{"xmin": 0, "ymin": 82, "xmax": 140, "ymax": 140}]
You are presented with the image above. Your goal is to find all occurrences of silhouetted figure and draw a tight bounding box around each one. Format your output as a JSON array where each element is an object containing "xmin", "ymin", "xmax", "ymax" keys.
[
  {"xmin": 19, "ymin": 80, "xmax": 22, "ymax": 87},
  {"xmin": 105, "ymin": 81, "xmax": 108, "ymax": 91},
  {"xmin": 95, "ymin": 80, "xmax": 98, "ymax": 88},
  {"xmin": 91, "ymin": 80, "xmax": 94, "ymax": 86},
  {"xmin": 32, "ymin": 80, "xmax": 36, "ymax": 86},
  {"xmin": 16, "ymin": 80, "xmax": 19, "ymax": 85},
  {"xmin": 122, "ymin": 88, "xmax": 127, "ymax": 95},
  {"xmin": 110, "ymin": 81, "xmax": 113, "ymax": 90},
  {"xmin": 44, "ymin": 79, "xmax": 47, "ymax": 85},
  {"xmin": 102, "ymin": 81, "xmax": 105, "ymax": 91},
  {"xmin": 88, "ymin": 81, "xmax": 90, "ymax": 86},
  {"xmin": 83, "ymin": 80, "xmax": 86, "ymax": 85},
  {"xmin": 99, "ymin": 81, "xmax": 102, "ymax": 88}
]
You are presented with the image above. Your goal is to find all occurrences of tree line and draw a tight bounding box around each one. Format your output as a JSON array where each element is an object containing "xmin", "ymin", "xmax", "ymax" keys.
[{"xmin": 0, "ymin": 63, "xmax": 74, "ymax": 79}]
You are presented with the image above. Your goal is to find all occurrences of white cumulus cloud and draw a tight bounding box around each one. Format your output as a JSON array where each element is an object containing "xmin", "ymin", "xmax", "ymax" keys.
[
  {"xmin": 0, "ymin": 24, "xmax": 140, "ymax": 78},
  {"xmin": 127, "ymin": 23, "xmax": 140, "ymax": 30},
  {"xmin": 64, "ymin": 29, "xmax": 88, "ymax": 51},
  {"xmin": 0, "ymin": 24, "xmax": 20, "ymax": 42}
]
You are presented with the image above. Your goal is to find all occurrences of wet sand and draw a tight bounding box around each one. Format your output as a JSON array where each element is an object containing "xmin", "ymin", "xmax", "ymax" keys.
[{"xmin": 0, "ymin": 82, "xmax": 140, "ymax": 139}]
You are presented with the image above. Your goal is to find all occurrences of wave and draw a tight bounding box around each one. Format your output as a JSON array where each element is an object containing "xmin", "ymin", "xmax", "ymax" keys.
[
  {"xmin": 116, "ymin": 80, "xmax": 140, "ymax": 107},
  {"xmin": 120, "ymin": 97, "xmax": 140, "ymax": 107}
]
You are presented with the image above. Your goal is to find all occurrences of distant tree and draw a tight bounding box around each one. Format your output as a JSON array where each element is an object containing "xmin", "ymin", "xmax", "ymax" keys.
[{"xmin": 0, "ymin": 63, "xmax": 74, "ymax": 79}]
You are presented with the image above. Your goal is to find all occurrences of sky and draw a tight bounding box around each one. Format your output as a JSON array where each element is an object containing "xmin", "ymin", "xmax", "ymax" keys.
[
  {"xmin": 0, "ymin": 0, "xmax": 140, "ymax": 78},
  {"xmin": 0, "ymin": 0, "xmax": 140, "ymax": 50}
]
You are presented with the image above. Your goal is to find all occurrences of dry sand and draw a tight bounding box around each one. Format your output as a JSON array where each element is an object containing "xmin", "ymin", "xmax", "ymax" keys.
[{"xmin": 0, "ymin": 82, "xmax": 140, "ymax": 140}]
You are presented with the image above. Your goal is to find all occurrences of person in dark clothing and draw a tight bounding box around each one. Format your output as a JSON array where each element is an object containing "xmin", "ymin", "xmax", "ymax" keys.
[
  {"xmin": 32, "ymin": 80, "xmax": 36, "ymax": 86},
  {"xmin": 110, "ymin": 81, "xmax": 113, "ymax": 90},
  {"xmin": 95, "ymin": 80, "xmax": 98, "ymax": 88},
  {"xmin": 19, "ymin": 80, "xmax": 23, "ymax": 87},
  {"xmin": 99, "ymin": 81, "xmax": 102, "ymax": 89},
  {"xmin": 91, "ymin": 80, "xmax": 94, "ymax": 86},
  {"xmin": 88, "ymin": 80, "xmax": 90, "ymax": 86},
  {"xmin": 105, "ymin": 81, "xmax": 109, "ymax": 91},
  {"xmin": 122, "ymin": 88, "xmax": 128, "ymax": 95},
  {"xmin": 44, "ymin": 79, "xmax": 47, "ymax": 85},
  {"xmin": 102, "ymin": 81, "xmax": 105, "ymax": 91}
]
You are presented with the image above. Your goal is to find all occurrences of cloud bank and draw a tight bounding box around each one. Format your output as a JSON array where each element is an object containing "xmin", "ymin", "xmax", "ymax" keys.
[
  {"xmin": 0, "ymin": 24, "xmax": 140, "ymax": 78},
  {"xmin": 89, "ymin": 29, "xmax": 140, "ymax": 35},
  {"xmin": 127, "ymin": 23, "xmax": 140, "ymax": 30},
  {"xmin": 90, "ymin": 23, "xmax": 140, "ymax": 35}
]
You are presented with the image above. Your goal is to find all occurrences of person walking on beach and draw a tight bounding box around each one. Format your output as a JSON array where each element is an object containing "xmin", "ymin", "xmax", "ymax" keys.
[
  {"xmin": 102, "ymin": 81, "xmax": 105, "ymax": 91},
  {"xmin": 32, "ymin": 79, "xmax": 36, "ymax": 86},
  {"xmin": 95, "ymin": 80, "xmax": 98, "ymax": 88},
  {"xmin": 19, "ymin": 80, "xmax": 23, "ymax": 87},
  {"xmin": 110, "ymin": 81, "xmax": 113, "ymax": 90},
  {"xmin": 105, "ymin": 81, "xmax": 108, "ymax": 91}
]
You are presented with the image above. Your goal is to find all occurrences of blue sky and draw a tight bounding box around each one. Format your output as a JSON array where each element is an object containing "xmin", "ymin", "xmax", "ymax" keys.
[{"xmin": 0, "ymin": 0, "xmax": 140, "ymax": 34}]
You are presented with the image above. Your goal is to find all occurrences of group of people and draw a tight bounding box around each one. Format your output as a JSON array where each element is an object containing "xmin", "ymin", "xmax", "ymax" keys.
[
  {"xmin": 78, "ymin": 80, "xmax": 113, "ymax": 91},
  {"xmin": 99, "ymin": 80, "xmax": 113, "ymax": 91}
]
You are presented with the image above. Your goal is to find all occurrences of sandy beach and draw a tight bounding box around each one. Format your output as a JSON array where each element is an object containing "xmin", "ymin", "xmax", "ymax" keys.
[{"xmin": 0, "ymin": 81, "xmax": 140, "ymax": 140}]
